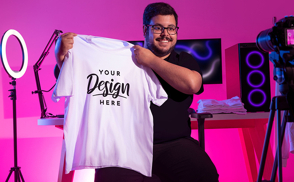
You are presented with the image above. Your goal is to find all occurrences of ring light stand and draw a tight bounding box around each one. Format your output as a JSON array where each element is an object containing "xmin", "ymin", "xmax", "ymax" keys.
[{"xmin": 0, "ymin": 29, "xmax": 28, "ymax": 182}]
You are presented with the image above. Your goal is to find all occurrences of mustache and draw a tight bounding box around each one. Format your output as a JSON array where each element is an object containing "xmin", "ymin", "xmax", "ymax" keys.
[{"xmin": 156, "ymin": 37, "xmax": 173, "ymax": 42}]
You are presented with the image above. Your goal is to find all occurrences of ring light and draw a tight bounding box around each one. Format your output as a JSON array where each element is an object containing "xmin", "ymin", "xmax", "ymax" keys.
[{"xmin": 0, "ymin": 29, "xmax": 28, "ymax": 79}]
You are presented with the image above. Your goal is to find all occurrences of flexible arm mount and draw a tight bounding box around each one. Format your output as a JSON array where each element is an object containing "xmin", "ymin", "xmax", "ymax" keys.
[{"xmin": 32, "ymin": 29, "xmax": 63, "ymax": 118}]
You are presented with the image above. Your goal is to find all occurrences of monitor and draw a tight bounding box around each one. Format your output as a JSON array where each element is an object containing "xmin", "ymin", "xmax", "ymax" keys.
[{"xmin": 129, "ymin": 38, "xmax": 222, "ymax": 84}]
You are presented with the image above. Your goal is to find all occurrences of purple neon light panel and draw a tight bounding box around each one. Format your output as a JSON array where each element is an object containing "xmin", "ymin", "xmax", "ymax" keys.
[
  {"xmin": 245, "ymin": 51, "xmax": 266, "ymax": 107},
  {"xmin": 239, "ymin": 44, "xmax": 271, "ymax": 112}
]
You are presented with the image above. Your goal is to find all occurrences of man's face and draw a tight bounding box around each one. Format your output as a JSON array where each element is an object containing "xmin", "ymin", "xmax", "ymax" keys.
[{"xmin": 144, "ymin": 15, "xmax": 177, "ymax": 59}]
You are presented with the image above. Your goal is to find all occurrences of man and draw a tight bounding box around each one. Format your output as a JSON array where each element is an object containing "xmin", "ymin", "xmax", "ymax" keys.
[{"xmin": 56, "ymin": 2, "xmax": 218, "ymax": 182}]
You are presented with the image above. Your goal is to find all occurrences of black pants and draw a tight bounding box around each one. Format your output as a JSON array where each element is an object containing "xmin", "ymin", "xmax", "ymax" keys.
[{"xmin": 95, "ymin": 137, "xmax": 219, "ymax": 182}]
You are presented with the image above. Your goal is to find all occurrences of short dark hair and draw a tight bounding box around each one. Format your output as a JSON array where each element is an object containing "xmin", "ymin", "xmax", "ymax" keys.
[{"xmin": 143, "ymin": 2, "xmax": 178, "ymax": 26}]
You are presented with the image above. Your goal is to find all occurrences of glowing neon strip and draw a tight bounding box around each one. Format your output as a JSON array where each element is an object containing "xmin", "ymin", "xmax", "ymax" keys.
[
  {"xmin": 175, "ymin": 41, "xmax": 212, "ymax": 61},
  {"xmin": 202, "ymin": 58, "xmax": 220, "ymax": 79}
]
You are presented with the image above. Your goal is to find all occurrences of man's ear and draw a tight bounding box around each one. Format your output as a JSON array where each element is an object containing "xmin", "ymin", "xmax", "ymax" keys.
[{"xmin": 143, "ymin": 25, "xmax": 147, "ymax": 37}]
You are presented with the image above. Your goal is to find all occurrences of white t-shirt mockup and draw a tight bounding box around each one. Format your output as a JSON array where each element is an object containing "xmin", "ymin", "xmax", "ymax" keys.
[{"xmin": 52, "ymin": 35, "xmax": 167, "ymax": 176}]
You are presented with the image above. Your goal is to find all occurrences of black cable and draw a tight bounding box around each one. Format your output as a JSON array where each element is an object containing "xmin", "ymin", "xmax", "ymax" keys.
[
  {"xmin": 32, "ymin": 83, "xmax": 56, "ymax": 94},
  {"xmin": 41, "ymin": 83, "xmax": 56, "ymax": 92}
]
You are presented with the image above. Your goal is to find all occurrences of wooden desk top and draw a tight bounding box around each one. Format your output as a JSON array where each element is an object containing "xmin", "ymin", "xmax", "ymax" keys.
[
  {"xmin": 190, "ymin": 112, "xmax": 269, "ymax": 129},
  {"xmin": 38, "ymin": 112, "xmax": 270, "ymax": 129}
]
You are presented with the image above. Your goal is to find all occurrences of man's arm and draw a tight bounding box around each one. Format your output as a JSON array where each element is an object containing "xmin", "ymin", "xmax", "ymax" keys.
[
  {"xmin": 133, "ymin": 45, "xmax": 202, "ymax": 95},
  {"xmin": 55, "ymin": 32, "xmax": 77, "ymax": 68}
]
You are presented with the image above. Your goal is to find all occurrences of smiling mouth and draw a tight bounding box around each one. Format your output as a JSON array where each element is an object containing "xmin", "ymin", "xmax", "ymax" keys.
[
  {"xmin": 160, "ymin": 40, "xmax": 169, "ymax": 43},
  {"xmin": 156, "ymin": 37, "xmax": 172, "ymax": 43},
  {"xmin": 157, "ymin": 38, "xmax": 171, "ymax": 43}
]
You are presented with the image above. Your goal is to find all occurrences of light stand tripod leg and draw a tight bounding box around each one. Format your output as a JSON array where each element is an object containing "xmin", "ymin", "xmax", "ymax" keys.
[
  {"xmin": 19, "ymin": 169, "xmax": 24, "ymax": 181},
  {"xmin": 5, "ymin": 167, "xmax": 24, "ymax": 182},
  {"xmin": 15, "ymin": 168, "xmax": 19, "ymax": 182},
  {"xmin": 257, "ymin": 108, "xmax": 276, "ymax": 182},
  {"xmin": 6, "ymin": 168, "xmax": 14, "ymax": 182}
]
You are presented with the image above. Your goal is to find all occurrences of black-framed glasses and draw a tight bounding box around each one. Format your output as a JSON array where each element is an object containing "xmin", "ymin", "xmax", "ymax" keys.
[{"xmin": 146, "ymin": 24, "xmax": 179, "ymax": 35}]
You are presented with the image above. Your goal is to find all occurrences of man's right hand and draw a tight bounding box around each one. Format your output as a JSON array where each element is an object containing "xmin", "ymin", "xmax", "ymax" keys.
[{"xmin": 55, "ymin": 32, "xmax": 77, "ymax": 68}]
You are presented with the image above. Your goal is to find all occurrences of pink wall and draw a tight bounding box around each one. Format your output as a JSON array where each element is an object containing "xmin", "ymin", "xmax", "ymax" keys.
[{"xmin": 1, "ymin": 0, "xmax": 294, "ymax": 181}]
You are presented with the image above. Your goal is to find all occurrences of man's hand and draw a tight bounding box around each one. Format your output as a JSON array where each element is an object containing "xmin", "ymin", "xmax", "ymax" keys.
[
  {"xmin": 55, "ymin": 32, "xmax": 77, "ymax": 68},
  {"xmin": 133, "ymin": 45, "xmax": 157, "ymax": 67}
]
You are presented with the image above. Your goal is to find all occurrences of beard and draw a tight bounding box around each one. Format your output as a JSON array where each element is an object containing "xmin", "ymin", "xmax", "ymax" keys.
[{"xmin": 145, "ymin": 32, "xmax": 176, "ymax": 58}]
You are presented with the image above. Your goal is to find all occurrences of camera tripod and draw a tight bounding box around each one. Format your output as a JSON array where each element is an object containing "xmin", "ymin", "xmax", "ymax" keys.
[
  {"xmin": 5, "ymin": 79, "xmax": 25, "ymax": 182},
  {"xmin": 257, "ymin": 94, "xmax": 293, "ymax": 182}
]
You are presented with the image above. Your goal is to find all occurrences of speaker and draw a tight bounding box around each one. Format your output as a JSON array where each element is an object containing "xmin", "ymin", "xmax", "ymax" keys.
[{"xmin": 225, "ymin": 43, "xmax": 271, "ymax": 112}]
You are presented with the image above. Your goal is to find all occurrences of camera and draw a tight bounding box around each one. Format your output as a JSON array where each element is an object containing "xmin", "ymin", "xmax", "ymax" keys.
[
  {"xmin": 255, "ymin": 16, "xmax": 294, "ymax": 88},
  {"xmin": 256, "ymin": 16, "xmax": 294, "ymax": 112},
  {"xmin": 256, "ymin": 16, "xmax": 294, "ymax": 52},
  {"xmin": 256, "ymin": 16, "xmax": 294, "ymax": 182}
]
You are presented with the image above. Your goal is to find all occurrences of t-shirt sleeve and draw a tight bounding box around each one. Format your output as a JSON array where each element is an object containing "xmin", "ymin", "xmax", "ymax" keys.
[
  {"xmin": 144, "ymin": 66, "xmax": 168, "ymax": 106},
  {"xmin": 179, "ymin": 52, "xmax": 204, "ymax": 95},
  {"xmin": 51, "ymin": 50, "xmax": 74, "ymax": 102}
]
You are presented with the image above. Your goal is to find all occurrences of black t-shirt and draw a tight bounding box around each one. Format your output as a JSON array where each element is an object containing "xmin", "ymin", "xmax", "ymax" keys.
[{"xmin": 151, "ymin": 50, "xmax": 204, "ymax": 144}]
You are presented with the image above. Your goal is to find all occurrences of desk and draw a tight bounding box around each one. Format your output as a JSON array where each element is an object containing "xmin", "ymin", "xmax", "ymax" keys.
[
  {"xmin": 38, "ymin": 112, "xmax": 275, "ymax": 182},
  {"xmin": 191, "ymin": 112, "xmax": 275, "ymax": 182}
]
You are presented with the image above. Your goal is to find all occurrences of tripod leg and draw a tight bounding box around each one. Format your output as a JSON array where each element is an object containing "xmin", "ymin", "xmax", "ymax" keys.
[
  {"xmin": 277, "ymin": 109, "xmax": 282, "ymax": 182},
  {"xmin": 257, "ymin": 109, "xmax": 276, "ymax": 182},
  {"xmin": 16, "ymin": 171, "xmax": 20, "ymax": 182},
  {"xmin": 14, "ymin": 167, "xmax": 25, "ymax": 182},
  {"xmin": 16, "ymin": 169, "xmax": 20, "ymax": 182},
  {"xmin": 5, "ymin": 168, "xmax": 13, "ymax": 182},
  {"xmin": 271, "ymin": 111, "xmax": 288, "ymax": 181},
  {"xmin": 19, "ymin": 169, "xmax": 25, "ymax": 182}
]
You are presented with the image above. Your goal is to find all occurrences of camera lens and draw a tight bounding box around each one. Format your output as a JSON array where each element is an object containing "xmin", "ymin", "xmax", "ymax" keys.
[{"xmin": 256, "ymin": 28, "xmax": 275, "ymax": 52}]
